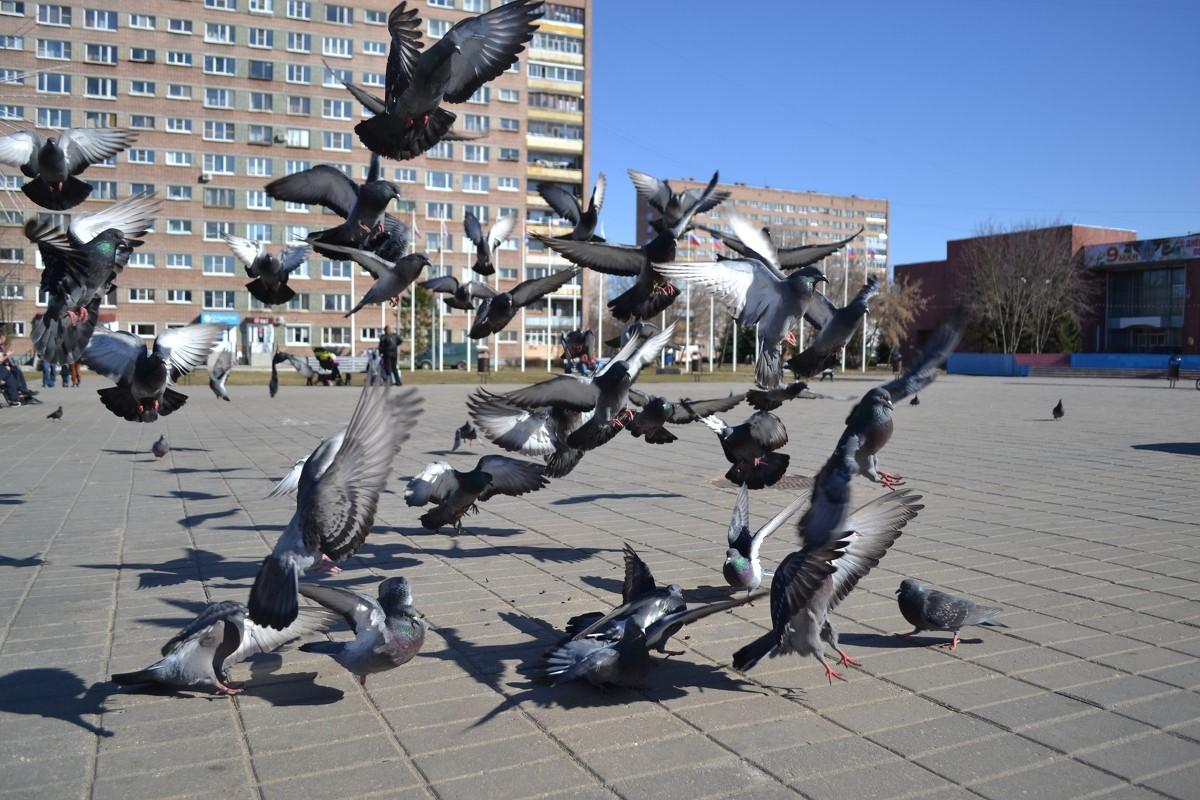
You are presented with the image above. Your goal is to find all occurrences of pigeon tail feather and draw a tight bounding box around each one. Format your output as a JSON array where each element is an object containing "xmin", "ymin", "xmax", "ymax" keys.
[
  {"xmin": 355, "ymin": 107, "xmax": 456, "ymax": 161},
  {"xmin": 23, "ymin": 176, "xmax": 91, "ymax": 211},
  {"xmin": 755, "ymin": 343, "xmax": 783, "ymax": 389},
  {"xmin": 247, "ymin": 555, "xmax": 300, "ymax": 630},
  {"xmin": 731, "ymin": 631, "xmax": 776, "ymax": 672},
  {"xmin": 245, "ymin": 278, "xmax": 296, "ymax": 306},
  {"xmin": 111, "ymin": 665, "xmax": 164, "ymax": 686},
  {"xmin": 298, "ymin": 640, "xmax": 344, "ymax": 656},
  {"xmin": 544, "ymin": 447, "xmax": 584, "ymax": 478}
]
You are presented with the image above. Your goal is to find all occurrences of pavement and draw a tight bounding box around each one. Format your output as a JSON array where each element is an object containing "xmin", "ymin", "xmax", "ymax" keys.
[{"xmin": 1, "ymin": 374, "xmax": 1198, "ymax": 800}]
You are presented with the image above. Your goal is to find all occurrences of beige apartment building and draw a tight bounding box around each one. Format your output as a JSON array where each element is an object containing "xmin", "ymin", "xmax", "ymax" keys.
[{"xmin": 0, "ymin": 0, "xmax": 591, "ymax": 368}]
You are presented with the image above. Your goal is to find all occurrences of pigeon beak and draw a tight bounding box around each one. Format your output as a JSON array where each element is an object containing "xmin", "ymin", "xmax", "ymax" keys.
[
  {"xmin": 894, "ymin": 588, "xmax": 902, "ymax": 595},
  {"xmin": 816, "ymin": 275, "xmax": 828, "ymax": 285}
]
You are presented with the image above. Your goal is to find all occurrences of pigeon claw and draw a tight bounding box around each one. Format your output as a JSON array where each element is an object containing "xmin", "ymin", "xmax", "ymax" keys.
[
  {"xmin": 836, "ymin": 648, "xmax": 862, "ymax": 668},
  {"xmin": 941, "ymin": 632, "xmax": 961, "ymax": 651},
  {"xmin": 784, "ymin": 330, "xmax": 798, "ymax": 347},
  {"xmin": 822, "ymin": 661, "xmax": 847, "ymax": 686},
  {"xmin": 878, "ymin": 471, "xmax": 905, "ymax": 491},
  {"xmin": 215, "ymin": 682, "xmax": 243, "ymax": 695},
  {"xmin": 315, "ymin": 554, "xmax": 343, "ymax": 574}
]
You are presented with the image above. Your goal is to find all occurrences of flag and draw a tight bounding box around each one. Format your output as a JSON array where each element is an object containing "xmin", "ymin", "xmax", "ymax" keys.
[{"xmin": 687, "ymin": 232, "xmax": 700, "ymax": 247}]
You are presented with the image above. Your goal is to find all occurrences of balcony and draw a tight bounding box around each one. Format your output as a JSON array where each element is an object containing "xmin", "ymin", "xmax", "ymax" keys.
[
  {"xmin": 528, "ymin": 48, "xmax": 583, "ymax": 67},
  {"xmin": 525, "ymin": 134, "xmax": 583, "ymax": 155},
  {"xmin": 527, "ymin": 78, "xmax": 583, "ymax": 97},
  {"xmin": 527, "ymin": 107, "xmax": 584, "ymax": 125},
  {"xmin": 526, "ymin": 163, "xmax": 582, "ymax": 183}
]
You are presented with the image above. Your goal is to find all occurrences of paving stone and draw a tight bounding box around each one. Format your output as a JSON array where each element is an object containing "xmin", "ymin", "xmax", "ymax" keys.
[{"xmin": 1076, "ymin": 734, "xmax": 1200, "ymax": 781}]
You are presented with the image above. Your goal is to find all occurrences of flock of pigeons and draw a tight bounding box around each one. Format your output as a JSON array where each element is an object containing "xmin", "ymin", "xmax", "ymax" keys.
[{"xmin": 2, "ymin": 0, "xmax": 1009, "ymax": 696}]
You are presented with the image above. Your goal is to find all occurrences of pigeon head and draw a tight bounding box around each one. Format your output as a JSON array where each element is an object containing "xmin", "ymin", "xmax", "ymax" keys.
[
  {"xmin": 378, "ymin": 576, "xmax": 415, "ymax": 614},
  {"xmin": 666, "ymin": 583, "xmax": 684, "ymax": 599},
  {"xmin": 794, "ymin": 265, "xmax": 828, "ymax": 283},
  {"xmin": 866, "ymin": 387, "xmax": 894, "ymax": 411},
  {"xmin": 896, "ymin": 578, "xmax": 923, "ymax": 596},
  {"xmin": 725, "ymin": 548, "xmax": 750, "ymax": 571}
]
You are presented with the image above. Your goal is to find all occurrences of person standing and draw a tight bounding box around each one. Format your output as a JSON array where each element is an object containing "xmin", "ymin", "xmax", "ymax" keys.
[
  {"xmin": 379, "ymin": 326, "xmax": 402, "ymax": 386},
  {"xmin": 59, "ymin": 362, "xmax": 70, "ymax": 388},
  {"xmin": 70, "ymin": 359, "xmax": 81, "ymax": 387},
  {"xmin": 40, "ymin": 356, "xmax": 55, "ymax": 388}
]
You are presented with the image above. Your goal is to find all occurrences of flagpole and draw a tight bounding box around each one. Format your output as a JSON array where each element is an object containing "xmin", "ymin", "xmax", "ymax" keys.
[
  {"xmin": 438, "ymin": 221, "xmax": 446, "ymax": 371},
  {"xmin": 520, "ymin": 219, "xmax": 527, "ymax": 373},
  {"xmin": 464, "ymin": 254, "xmax": 472, "ymax": 373},
  {"xmin": 732, "ymin": 319, "xmax": 737, "ymax": 372},
  {"xmin": 709, "ymin": 239, "xmax": 715, "ymax": 372},
  {"xmin": 410, "ymin": 208, "xmax": 417, "ymax": 372},
  {"xmin": 841, "ymin": 249, "xmax": 849, "ymax": 372},
  {"xmin": 685, "ymin": 238, "xmax": 692, "ymax": 372},
  {"xmin": 546, "ymin": 220, "xmax": 553, "ymax": 373},
  {"xmin": 861, "ymin": 255, "xmax": 868, "ymax": 372},
  {"xmin": 492, "ymin": 229, "xmax": 500, "ymax": 372},
  {"xmin": 660, "ymin": 310, "xmax": 666, "ymax": 368},
  {"xmin": 350, "ymin": 263, "xmax": 357, "ymax": 358}
]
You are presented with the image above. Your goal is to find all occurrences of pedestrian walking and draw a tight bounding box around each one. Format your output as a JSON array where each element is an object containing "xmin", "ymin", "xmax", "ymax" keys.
[
  {"xmin": 1167, "ymin": 353, "xmax": 1181, "ymax": 389},
  {"xmin": 379, "ymin": 326, "xmax": 402, "ymax": 385},
  {"xmin": 39, "ymin": 356, "xmax": 55, "ymax": 388}
]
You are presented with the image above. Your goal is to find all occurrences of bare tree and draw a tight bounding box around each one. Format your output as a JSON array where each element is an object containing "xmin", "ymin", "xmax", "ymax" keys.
[{"xmin": 872, "ymin": 276, "xmax": 928, "ymax": 351}]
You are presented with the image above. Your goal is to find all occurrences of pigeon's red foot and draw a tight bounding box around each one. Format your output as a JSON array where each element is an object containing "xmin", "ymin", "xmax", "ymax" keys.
[
  {"xmin": 836, "ymin": 648, "xmax": 862, "ymax": 668},
  {"xmin": 784, "ymin": 330, "xmax": 798, "ymax": 347},
  {"xmin": 78, "ymin": 307, "xmax": 90, "ymax": 323},
  {"xmin": 358, "ymin": 675, "xmax": 368, "ymax": 687},
  {"xmin": 358, "ymin": 221, "xmax": 371, "ymax": 232},
  {"xmin": 405, "ymin": 116, "xmax": 415, "ymax": 129},
  {"xmin": 215, "ymin": 681, "xmax": 242, "ymax": 695},
  {"xmin": 136, "ymin": 403, "xmax": 144, "ymax": 415},
  {"xmin": 941, "ymin": 632, "xmax": 960, "ymax": 651},
  {"xmin": 823, "ymin": 661, "xmax": 847, "ymax": 685},
  {"xmin": 878, "ymin": 471, "xmax": 905, "ymax": 491},
  {"xmin": 316, "ymin": 554, "xmax": 343, "ymax": 574},
  {"xmin": 752, "ymin": 456, "xmax": 765, "ymax": 466}
]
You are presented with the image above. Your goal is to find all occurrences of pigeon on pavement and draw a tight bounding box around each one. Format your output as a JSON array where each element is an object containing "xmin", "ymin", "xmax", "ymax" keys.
[
  {"xmin": 723, "ymin": 485, "xmax": 809, "ymax": 595},
  {"xmin": 208, "ymin": 349, "xmax": 233, "ymax": 402},
  {"xmin": 82, "ymin": 325, "xmax": 224, "ymax": 423},
  {"xmin": 537, "ymin": 173, "xmax": 606, "ymax": 242},
  {"xmin": 1052, "ymin": 399, "xmax": 1064, "ymax": 420},
  {"xmin": 468, "ymin": 267, "xmax": 580, "ymax": 339},
  {"xmin": 452, "ymin": 420, "xmax": 477, "ymax": 451},
  {"xmin": 700, "ymin": 410, "xmax": 791, "ymax": 490},
  {"xmin": 910, "ymin": 395, "xmax": 920, "ymax": 406},
  {"xmin": 626, "ymin": 390, "xmax": 746, "ymax": 444},
  {"xmin": 463, "ymin": 211, "xmax": 515, "ymax": 276},
  {"xmin": 404, "ymin": 454, "xmax": 548, "ymax": 533},
  {"xmin": 152, "ymin": 435, "xmax": 170, "ymax": 459},
  {"xmin": 111, "ymin": 600, "xmax": 337, "ymax": 695},
  {"xmin": 298, "ymin": 577, "xmax": 427, "ymax": 686},
  {"xmin": 223, "ymin": 234, "xmax": 310, "ymax": 306},
  {"xmin": 539, "ymin": 621, "xmax": 652, "ymax": 689},
  {"xmin": 248, "ymin": 383, "xmax": 423, "ymax": 629},
  {"xmin": 746, "ymin": 381, "xmax": 810, "ymax": 411},
  {"xmin": 656, "ymin": 215, "xmax": 828, "ymax": 389},
  {"xmin": 0, "ymin": 127, "xmax": 138, "ymax": 210},
  {"xmin": 565, "ymin": 544, "xmax": 684, "ymax": 648},
  {"xmin": 46, "ymin": 406, "xmax": 63, "ymax": 421},
  {"xmin": 787, "ymin": 277, "xmax": 881, "ymax": 378},
  {"xmin": 345, "ymin": 0, "xmax": 543, "ymax": 160},
  {"xmin": 421, "ymin": 275, "xmax": 497, "ymax": 311},
  {"xmin": 895, "ymin": 580, "xmax": 1006, "ymax": 650}
]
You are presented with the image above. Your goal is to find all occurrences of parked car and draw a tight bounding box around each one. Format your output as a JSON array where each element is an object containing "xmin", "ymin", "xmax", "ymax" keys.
[{"xmin": 415, "ymin": 342, "xmax": 470, "ymax": 370}]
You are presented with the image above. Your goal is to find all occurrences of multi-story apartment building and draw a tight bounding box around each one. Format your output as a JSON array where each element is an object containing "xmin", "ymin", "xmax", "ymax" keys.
[{"xmin": 0, "ymin": 0, "xmax": 591, "ymax": 368}]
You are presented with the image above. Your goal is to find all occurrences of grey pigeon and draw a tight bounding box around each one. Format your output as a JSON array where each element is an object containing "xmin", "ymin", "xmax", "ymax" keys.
[
  {"xmin": 28, "ymin": 194, "xmax": 159, "ymax": 365},
  {"xmin": 537, "ymin": 173, "xmax": 606, "ymax": 242},
  {"xmin": 298, "ymin": 577, "xmax": 427, "ymax": 686},
  {"xmin": 1052, "ymin": 399, "xmax": 1064, "ymax": 420},
  {"xmin": 0, "ymin": 127, "xmax": 137, "ymax": 210},
  {"xmin": 421, "ymin": 275, "xmax": 497, "ymax": 312},
  {"xmin": 565, "ymin": 544, "xmax": 685, "ymax": 648},
  {"xmin": 468, "ymin": 267, "xmax": 580, "ymax": 339},
  {"xmin": 732, "ymin": 490, "xmax": 924, "ymax": 683},
  {"xmin": 838, "ymin": 311, "xmax": 965, "ymax": 489},
  {"xmin": 723, "ymin": 484, "xmax": 808, "ymax": 595},
  {"xmin": 111, "ymin": 600, "xmax": 337, "ymax": 695},
  {"xmin": 626, "ymin": 390, "xmax": 746, "ymax": 444},
  {"xmin": 82, "ymin": 325, "xmax": 224, "ymax": 422},
  {"xmin": 787, "ymin": 277, "xmax": 881, "ymax": 378},
  {"xmin": 539, "ymin": 621, "xmax": 652, "ymax": 689},
  {"xmin": 895, "ymin": 580, "xmax": 1006, "ymax": 650},
  {"xmin": 283, "ymin": 353, "xmax": 317, "ymax": 385},
  {"xmin": 223, "ymin": 234, "xmax": 309, "ymax": 306},
  {"xmin": 452, "ymin": 420, "xmax": 477, "ymax": 451},
  {"xmin": 264, "ymin": 157, "xmax": 406, "ymax": 260},
  {"xmin": 404, "ymin": 454, "xmax": 548, "ymax": 533},
  {"xmin": 345, "ymin": 0, "xmax": 543, "ymax": 160},
  {"xmin": 604, "ymin": 321, "xmax": 659, "ymax": 350},
  {"xmin": 699, "ymin": 410, "xmax": 790, "ymax": 490},
  {"xmin": 310, "ymin": 246, "xmax": 431, "ymax": 318},
  {"xmin": 46, "ymin": 406, "xmax": 63, "ymax": 421},
  {"xmin": 910, "ymin": 395, "xmax": 920, "ymax": 406},
  {"xmin": 466, "ymin": 389, "xmax": 592, "ymax": 478},
  {"xmin": 269, "ymin": 355, "xmax": 281, "ymax": 398},
  {"xmin": 697, "ymin": 222, "xmax": 862, "ymax": 270},
  {"xmin": 657, "ymin": 215, "xmax": 829, "ymax": 389},
  {"xmin": 208, "ymin": 349, "xmax": 233, "ymax": 401},
  {"xmin": 152, "ymin": 434, "xmax": 169, "ymax": 459},
  {"xmin": 248, "ymin": 383, "xmax": 423, "ymax": 629},
  {"xmin": 463, "ymin": 211, "xmax": 515, "ymax": 276},
  {"xmin": 628, "ymin": 169, "xmax": 730, "ymax": 234},
  {"xmin": 536, "ymin": 172, "xmax": 721, "ymax": 322},
  {"xmin": 746, "ymin": 381, "xmax": 810, "ymax": 411}
]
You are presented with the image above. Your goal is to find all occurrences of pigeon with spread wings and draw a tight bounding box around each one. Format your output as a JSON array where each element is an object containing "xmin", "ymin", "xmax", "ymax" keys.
[
  {"xmin": 421, "ymin": 274, "xmax": 497, "ymax": 311},
  {"xmin": 463, "ymin": 211, "xmax": 515, "ymax": 276},
  {"xmin": 627, "ymin": 169, "xmax": 730, "ymax": 234},
  {"xmin": 469, "ymin": 266, "xmax": 580, "ymax": 338},
  {"xmin": 404, "ymin": 455, "xmax": 548, "ymax": 533},
  {"xmin": 466, "ymin": 389, "xmax": 593, "ymax": 478},
  {"xmin": 626, "ymin": 390, "xmax": 746, "ymax": 445},
  {"xmin": 0, "ymin": 127, "xmax": 138, "ymax": 210},
  {"xmin": 223, "ymin": 234, "xmax": 310, "ymax": 306},
  {"xmin": 699, "ymin": 223, "xmax": 862, "ymax": 271},
  {"xmin": 700, "ymin": 410, "xmax": 791, "ymax": 490},
  {"xmin": 537, "ymin": 173, "xmax": 606, "ymax": 242}
]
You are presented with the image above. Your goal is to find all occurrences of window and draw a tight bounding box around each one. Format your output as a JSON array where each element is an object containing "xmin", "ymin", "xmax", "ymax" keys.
[
  {"xmin": 544, "ymin": 3, "xmax": 583, "ymax": 24},
  {"xmin": 463, "ymin": 0, "xmax": 488, "ymax": 10},
  {"xmin": 426, "ymin": 233, "xmax": 451, "ymax": 251},
  {"xmin": 287, "ymin": 96, "xmax": 311, "ymax": 115},
  {"xmin": 204, "ymin": 154, "xmax": 235, "ymax": 174},
  {"xmin": 249, "ymin": 0, "xmax": 272, "ymax": 12},
  {"xmin": 166, "ymin": 253, "xmax": 192, "ymax": 269},
  {"xmin": 203, "ymin": 121, "xmax": 235, "ymax": 142},
  {"xmin": 86, "ymin": 43, "xmax": 118, "ymax": 64},
  {"xmin": 91, "ymin": 180, "xmax": 117, "ymax": 200},
  {"xmin": 464, "ymin": 145, "xmax": 489, "ymax": 163},
  {"xmin": 286, "ymin": 63, "xmax": 311, "ymax": 84},
  {"xmin": 362, "ymin": 71, "xmax": 385, "ymax": 88},
  {"xmin": 37, "ymin": 4, "xmax": 70, "ymax": 25},
  {"xmin": 0, "ymin": 104, "xmax": 21, "ymax": 121},
  {"xmin": 462, "ymin": 174, "xmax": 489, "ymax": 193},
  {"xmin": 463, "ymin": 204, "xmax": 487, "ymax": 224},
  {"xmin": 37, "ymin": 72, "xmax": 70, "ymax": 94},
  {"xmin": 166, "ymin": 50, "xmax": 193, "ymax": 67},
  {"xmin": 129, "ymin": 47, "xmax": 155, "ymax": 64},
  {"xmin": 128, "ymin": 288, "xmax": 155, "ymax": 303},
  {"xmin": 286, "ymin": 0, "xmax": 311, "ymax": 20},
  {"xmin": 130, "ymin": 13, "xmax": 154, "ymax": 29},
  {"xmin": 428, "ymin": 19, "xmax": 450, "ymax": 37},
  {"xmin": 129, "ymin": 323, "xmax": 157, "ymax": 338},
  {"xmin": 248, "ymin": 28, "xmax": 273, "ymax": 48},
  {"xmin": 167, "ymin": 219, "xmax": 192, "ymax": 235},
  {"xmin": 203, "ymin": 255, "xmax": 236, "ymax": 275},
  {"xmin": 85, "ymin": 76, "xmax": 117, "ymax": 99},
  {"xmin": 1, "ymin": 34, "xmax": 25, "ymax": 50},
  {"xmin": 248, "ymin": 91, "xmax": 273, "ymax": 112},
  {"xmin": 287, "ymin": 31, "xmax": 310, "ymax": 52},
  {"xmin": 130, "ymin": 181, "xmax": 154, "ymax": 195},
  {"xmin": 426, "ymin": 171, "xmax": 452, "ymax": 191},
  {"xmin": 168, "ymin": 18, "xmax": 193, "ymax": 34},
  {"xmin": 166, "ymin": 117, "xmax": 192, "ymax": 134},
  {"xmin": 463, "ymin": 114, "xmax": 489, "ymax": 133},
  {"xmin": 204, "ymin": 222, "xmax": 233, "ymax": 242},
  {"xmin": 426, "ymin": 202, "xmax": 452, "ymax": 220},
  {"xmin": 0, "ymin": 247, "xmax": 23, "ymax": 263},
  {"xmin": 528, "ymin": 92, "xmax": 583, "ymax": 112},
  {"xmin": 395, "ymin": 167, "xmax": 417, "ymax": 183},
  {"xmin": 499, "ymin": 88, "xmax": 520, "ymax": 103},
  {"xmin": 0, "ymin": 0, "xmax": 25, "ymax": 16},
  {"xmin": 429, "ymin": 0, "xmax": 453, "ymax": 7},
  {"xmin": 527, "ymin": 62, "xmax": 583, "ymax": 83},
  {"xmin": 204, "ymin": 55, "xmax": 236, "ymax": 75},
  {"xmin": 321, "ymin": 327, "xmax": 351, "ymax": 346},
  {"xmin": 1, "ymin": 284, "xmax": 24, "ymax": 300},
  {"xmin": 205, "ymin": 0, "xmax": 236, "ymax": 10},
  {"xmin": 128, "ymin": 252, "xmax": 155, "ymax": 268},
  {"xmin": 322, "ymin": 261, "xmax": 351, "ymax": 280},
  {"xmin": 84, "ymin": 9, "xmax": 118, "ymax": 31},
  {"xmin": 322, "ymin": 36, "xmax": 351, "ymax": 58},
  {"xmin": 532, "ymin": 31, "xmax": 583, "ymax": 55},
  {"xmin": 167, "ymin": 185, "xmax": 192, "ymax": 201},
  {"xmin": 286, "ymin": 325, "xmax": 310, "ymax": 344},
  {"xmin": 323, "ymin": 294, "xmax": 350, "ymax": 312},
  {"xmin": 248, "ymin": 123, "xmax": 272, "ymax": 145},
  {"xmin": 499, "ymin": 117, "xmax": 519, "ymax": 131},
  {"xmin": 427, "ymin": 141, "xmax": 453, "ymax": 160},
  {"xmin": 129, "ymin": 79, "xmax": 154, "ymax": 96},
  {"xmin": 466, "ymin": 86, "xmax": 490, "ymax": 104},
  {"xmin": 322, "ymin": 131, "xmax": 351, "ymax": 151},
  {"xmin": 247, "ymin": 190, "xmax": 272, "ymax": 210},
  {"xmin": 325, "ymin": 4, "xmax": 351, "ymax": 24},
  {"xmin": 286, "ymin": 128, "xmax": 310, "ymax": 147},
  {"xmin": 248, "ymin": 60, "xmax": 273, "ymax": 80},
  {"xmin": 497, "ymin": 176, "xmax": 519, "ymax": 191},
  {"xmin": 128, "ymin": 115, "xmax": 155, "ymax": 133},
  {"xmin": 246, "ymin": 222, "xmax": 271, "ymax": 241},
  {"xmin": 247, "ymin": 157, "xmax": 273, "ymax": 177},
  {"xmin": 37, "ymin": 38, "xmax": 69, "ymax": 59},
  {"xmin": 362, "ymin": 40, "xmax": 386, "ymax": 56},
  {"xmin": 167, "ymin": 84, "xmax": 192, "ymax": 100},
  {"xmin": 0, "ymin": 208, "xmax": 23, "ymax": 225},
  {"xmin": 322, "ymin": 99, "xmax": 352, "ymax": 120},
  {"xmin": 166, "ymin": 289, "xmax": 192, "ymax": 303},
  {"xmin": 165, "ymin": 151, "xmax": 192, "ymax": 167},
  {"xmin": 204, "ymin": 188, "xmax": 235, "ymax": 208},
  {"xmin": 127, "ymin": 148, "xmax": 154, "ymax": 164},
  {"xmin": 203, "ymin": 290, "xmax": 236, "ymax": 310},
  {"xmin": 1, "ymin": 68, "xmax": 24, "ymax": 86},
  {"xmin": 37, "ymin": 108, "xmax": 70, "ymax": 128}
]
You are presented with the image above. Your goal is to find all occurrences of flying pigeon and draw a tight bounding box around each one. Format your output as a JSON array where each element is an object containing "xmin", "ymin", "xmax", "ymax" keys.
[
  {"xmin": 1052, "ymin": 399, "xmax": 1064, "ymax": 420},
  {"xmin": 298, "ymin": 577, "xmax": 427, "ymax": 686},
  {"xmin": 838, "ymin": 312, "xmax": 965, "ymax": 489},
  {"xmin": 152, "ymin": 434, "xmax": 169, "ymax": 459},
  {"xmin": 463, "ymin": 211, "xmax": 515, "ymax": 276},
  {"xmin": 111, "ymin": 600, "xmax": 337, "ymax": 695},
  {"xmin": 269, "ymin": 354, "xmax": 281, "ymax": 397},
  {"xmin": 699, "ymin": 410, "xmax": 790, "ymax": 490},
  {"xmin": 604, "ymin": 321, "xmax": 659, "ymax": 350},
  {"xmin": 452, "ymin": 420, "xmax": 477, "ymax": 451},
  {"xmin": 81, "ymin": 325, "xmax": 224, "ymax": 423},
  {"xmin": 628, "ymin": 170, "xmax": 729, "ymax": 234},
  {"xmin": 465, "ymin": 389, "xmax": 592, "ymax": 478},
  {"xmin": 732, "ymin": 490, "xmax": 924, "ymax": 683},
  {"xmin": 264, "ymin": 158, "xmax": 406, "ymax": 260},
  {"xmin": 223, "ymin": 234, "xmax": 310, "ymax": 306},
  {"xmin": 539, "ymin": 621, "xmax": 652, "ymax": 689},
  {"xmin": 697, "ymin": 223, "xmax": 862, "ymax": 270},
  {"xmin": 534, "ymin": 172, "xmax": 721, "ymax": 322},
  {"xmin": 282, "ymin": 353, "xmax": 317, "ymax": 385},
  {"xmin": 746, "ymin": 382, "xmax": 810, "ymax": 411},
  {"xmin": 343, "ymin": 0, "xmax": 544, "ymax": 160},
  {"xmin": 248, "ymin": 383, "xmax": 423, "ymax": 630},
  {"xmin": 46, "ymin": 406, "xmax": 63, "ymax": 421},
  {"xmin": 0, "ymin": 127, "xmax": 138, "ymax": 210},
  {"xmin": 420, "ymin": 275, "xmax": 497, "ymax": 311},
  {"xmin": 787, "ymin": 277, "xmax": 881, "ymax": 378},
  {"xmin": 208, "ymin": 349, "xmax": 233, "ymax": 402},
  {"xmin": 308, "ymin": 247, "xmax": 431, "ymax": 318},
  {"xmin": 27, "ymin": 193, "xmax": 159, "ymax": 365},
  {"xmin": 404, "ymin": 455, "xmax": 548, "ymax": 533},
  {"xmin": 723, "ymin": 485, "xmax": 809, "ymax": 595},
  {"xmin": 537, "ymin": 173, "xmax": 606, "ymax": 241},
  {"xmin": 499, "ymin": 324, "xmax": 674, "ymax": 450},
  {"xmin": 626, "ymin": 390, "xmax": 746, "ymax": 444},
  {"xmin": 468, "ymin": 267, "xmax": 580, "ymax": 339},
  {"xmin": 895, "ymin": 579, "xmax": 1006, "ymax": 650},
  {"xmin": 656, "ymin": 215, "xmax": 829, "ymax": 389}
]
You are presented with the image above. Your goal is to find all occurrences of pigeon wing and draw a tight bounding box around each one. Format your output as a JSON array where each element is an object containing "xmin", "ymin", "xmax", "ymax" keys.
[
  {"xmin": 487, "ymin": 214, "xmax": 515, "ymax": 252},
  {"xmin": 155, "ymin": 324, "xmax": 224, "ymax": 383},
  {"xmin": 589, "ymin": 172, "xmax": 606, "ymax": 215},
  {"xmin": 278, "ymin": 244, "xmax": 311, "ymax": 275},
  {"xmin": 751, "ymin": 489, "xmax": 810, "ymax": 562},
  {"xmin": 69, "ymin": 193, "xmax": 159, "ymax": 245},
  {"xmin": 0, "ymin": 131, "xmax": 38, "ymax": 168},
  {"xmin": 210, "ymin": 348, "xmax": 233, "ymax": 380},
  {"xmin": 655, "ymin": 258, "xmax": 768, "ymax": 321},
  {"xmin": 537, "ymin": 183, "xmax": 582, "ymax": 225},
  {"xmin": 665, "ymin": 393, "xmax": 745, "ymax": 423},
  {"xmin": 621, "ymin": 542, "xmax": 657, "ymax": 602},
  {"xmin": 533, "ymin": 235, "xmax": 645, "ymax": 276},
  {"xmin": 769, "ymin": 544, "xmax": 843, "ymax": 640},
  {"xmin": 748, "ymin": 411, "xmax": 789, "ymax": 450},
  {"xmin": 404, "ymin": 461, "xmax": 459, "ymax": 507},
  {"xmin": 265, "ymin": 165, "xmax": 359, "ymax": 218},
  {"xmin": 626, "ymin": 169, "xmax": 671, "ymax": 214},
  {"xmin": 476, "ymin": 455, "xmax": 548, "ymax": 500},
  {"xmin": 230, "ymin": 606, "xmax": 341, "ymax": 665},
  {"xmin": 224, "ymin": 234, "xmax": 263, "ymax": 269},
  {"xmin": 503, "ymin": 374, "xmax": 599, "ymax": 411},
  {"xmin": 442, "ymin": 0, "xmax": 542, "ymax": 103},
  {"xmin": 81, "ymin": 328, "xmax": 145, "ymax": 381},
  {"xmin": 466, "ymin": 390, "xmax": 556, "ymax": 456},
  {"xmin": 59, "ymin": 127, "xmax": 137, "ymax": 174},
  {"xmin": 419, "ymin": 275, "xmax": 461, "ymax": 295},
  {"xmin": 826, "ymin": 490, "xmax": 924, "ymax": 613},
  {"xmin": 383, "ymin": 2, "xmax": 422, "ymax": 102},
  {"xmin": 298, "ymin": 583, "xmax": 382, "ymax": 634},
  {"xmin": 727, "ymin": 484, "xmax": 751, "ymax": 548},
  {"xmin": 878, "ymin": 310, "xmax": 966, "ymax": 403},
  {"xmin": 778, "ymin": 228, "xmax": 863, "ymax": 270},
  {"xmin": 463, "ymin": 211, "xmax": 486, "ymax": 250}
]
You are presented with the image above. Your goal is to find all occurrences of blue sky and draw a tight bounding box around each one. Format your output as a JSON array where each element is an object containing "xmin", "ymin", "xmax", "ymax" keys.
[{"xmin": 590, "ymin": 0, "xmax": 1199, "ymax": 264}]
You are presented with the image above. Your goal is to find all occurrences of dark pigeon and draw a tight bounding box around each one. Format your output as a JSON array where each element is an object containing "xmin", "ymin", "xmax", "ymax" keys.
[
  {"xmin": 699, "ymin": 223, "xmax": 862, "ymax": 271},
  {"xmin": 452, "ymin": 420, "xmax": 477, "ymax": 451},
  {"xmin": 787, "ymin": 276, "xmax": 881, "ymax": 378},
  {"xmin": 626, "ymin": 390, "xmax": 746, "ymax": 444},
  {"xmin": 46, "ymin": 406, "xmax": 63, "ymax": 420},
  {"xmin": 421, "ymin": 275, "xmax": 497, "ymax": 311},
  {"xmin": 0, "ymin": 127, "xmax": 137, "ymax": 210},
  {"xmin": 1052, "ymin": 399, "xmax": 1064, "ymax": 420},
  {"xmin": 224, "ymin": 234, "xmax": 309, "ymax": 306},
  {"xmin": 628, "ymin": 170, "xmax": 730, "ymax": 234},
  {"xmin": 537, "ymin": 173, "xmax": 605, "ymax": 241},
  {"xmin": 896, "ymin": 579, "xmax": 1006, "ymax": 650},
  {"xmin": 404, "ymin": 455, "xmax": 547, "ymax": 533},
  {"xmin": 746, "ymin": 381, "xmax": 810, "ymax": 411},
  {"xmin": 469, "ymin": 267, "xmax": 580, "ymax": 339},
  {"xmin": 699, "ymin": 410, "xmax": 790, "ymax": 490},
  {"xmin": 463, "ymin": 211, "xmax": 515, "ymax": 276},
  {"xmin": 152, "ymin": 434, "xmax": 169, "ymax": 459}
]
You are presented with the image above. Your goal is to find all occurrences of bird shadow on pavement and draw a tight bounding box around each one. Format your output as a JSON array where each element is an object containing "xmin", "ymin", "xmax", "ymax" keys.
[
  {"xmin": 165, "ymin": 466, "xmax": 246, "ymax": 475},
  {"xmin": 399, "ymin": 525, "xmax": 522, "ymax": 539},
  {"xmin": 551, "ymin": 491, "xmax": 683, "ymax": 506},
  {"xmin": 0, "ymin": 668, "xmax": 116, "ymax": 737},
  {"xmin": 101, "ymin": 447, "xmax": 209, "ymax": 456},
  {"xmin": 366, "ymin": 537, "xmax": 611, "ymax": 566},
  {"xmin": 178, "ymin": 508, "xmax": 242, "ymax": 528},
  {"xmin": 839, "ymin": 631, "xmax": 981, "ymax": 649},
  {"xmin": 579, "ymin": 575, "xmax": 623, "ymax": 595},
  {"xmin": 0, "ymin": 553, "xmax": 44, "ymax": 568},
  {"xmin": 242, "ymin": 658, "xmax": 345, "ymax": 706},
  {"xmin": 81, "ymin": 547, "xmax": 258, "ymax": 592},
  {"xmin": 151, "ymin": 489, "xmax": 227, "ymax": 501},
  {"xmin": 1132, "ymin": 442, "xmax": 1200, "ymax": 456},
  {"xmin": 0, "ymin": 493, "xmax": 23, "ymax": 505}
]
